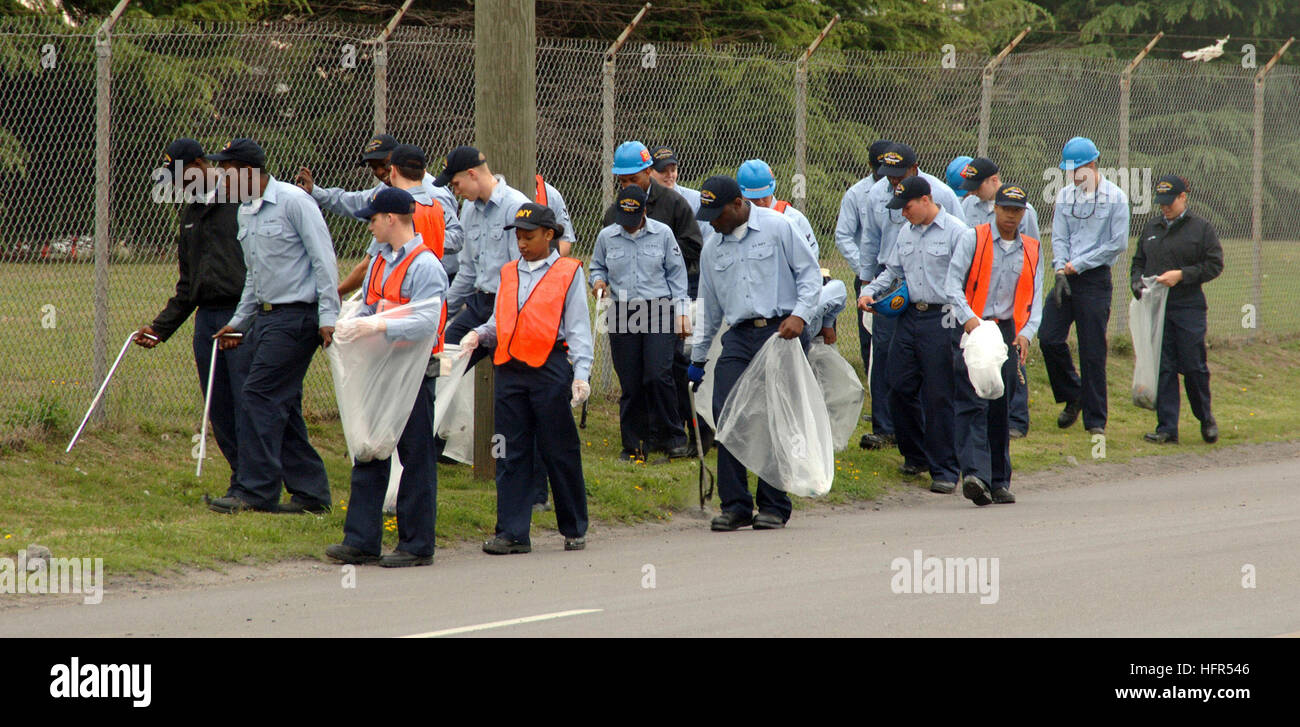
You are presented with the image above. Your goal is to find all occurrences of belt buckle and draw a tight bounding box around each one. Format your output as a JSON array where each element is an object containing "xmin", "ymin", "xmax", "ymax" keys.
[
  {"xmin": 753, "ymin": 319, "xmax": 767, "ymax": 327},
  {"xmin": 915, "ymin": 302, "xmax": 929, "ymax": 312},
  {"xmin": 261, "ymin": 302, "xmax": 272, "ymax": 312}
]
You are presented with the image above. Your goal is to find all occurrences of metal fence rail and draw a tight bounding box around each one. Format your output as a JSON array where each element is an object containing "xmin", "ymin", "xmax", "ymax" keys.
[{"xmin": 0, "ymin": 17, "xmax": 1295, "ymax": 445}]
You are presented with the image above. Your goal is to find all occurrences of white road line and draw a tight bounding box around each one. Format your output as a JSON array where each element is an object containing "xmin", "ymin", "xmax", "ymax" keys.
[{"xmin": 398, "ymin": 609, "xmax": 604, "ymax": 638}]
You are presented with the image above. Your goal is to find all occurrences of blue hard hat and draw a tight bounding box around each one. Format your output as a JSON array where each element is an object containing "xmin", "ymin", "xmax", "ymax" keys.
[
  {"xmin": 1060, "ymin": 136, "xmax": 1100, "ymax": 170},
  {"xmin": 871, "ymin": 278, "xmax": 909, "ymax": 318},
  {"xmin": 612, "ymin": 141, "xmax": 653, "ymax": 175},
  {"xmin": 946, "ymin": 156, "xmax": 973, "ymax": 198},
  {"xmin": 737, "ymin": 159, "xmax": 777, "ymax": 199}
]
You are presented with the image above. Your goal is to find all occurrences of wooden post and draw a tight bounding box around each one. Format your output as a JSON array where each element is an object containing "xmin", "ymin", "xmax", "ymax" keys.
[
  {"xmin": 371, "ymin": 0, "xmax": 415, "ymax": 136},
  {"xmin": 978, "ymin": 27, "xmax": 1029, "ymax": 158},
  {"xmin": 473, "ymin": 0, "xmax": 537, "ymax": 479},
  {"xmin": 1252, "ymin": 37, "xmax": 1294, "ymax": 334},
  {"xmin": 794, "ymin": 14, "xmax": 838, "ymax": 211}
]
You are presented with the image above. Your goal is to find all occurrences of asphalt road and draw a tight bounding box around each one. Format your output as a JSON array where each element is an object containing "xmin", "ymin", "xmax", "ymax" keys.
[{"xmin": 3, "ymin": 452, "xmax": 1298, "ymax": 637}]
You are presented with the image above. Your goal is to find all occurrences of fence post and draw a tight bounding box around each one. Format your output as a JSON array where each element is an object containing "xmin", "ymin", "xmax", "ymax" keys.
[
  {"xmin": 596, "ymin": 3, "xmax": 651, "ymax": 394},
  {"xmin": 1253, "ymin": 37, "xmax": 1294, "ymax": 335},
  {"xmin": 1119, "ymin": 33, "xmax": 1161, "ymax": 176},
  {"xmin": 794, "ymin": 14, "xmax": 838, "ymax": 211},
  {"xmin": 371, "ymin": 0, "xmax": 414, "ymax": 136},
  {"xmin": 91, "ymin": 0, "xmax": 130, "ymax": 424},
  {"xmin": 978, "ymin": 27, "xmax": 1029, "ymax": 158}
]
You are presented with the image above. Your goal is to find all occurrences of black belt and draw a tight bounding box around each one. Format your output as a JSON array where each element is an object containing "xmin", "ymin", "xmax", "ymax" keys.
[
  {"xmin": 910, "ymin": 302, "xmax": 946, "ymax": 312},
  {"xmin": 258, "ymin": 301, "xmax": 314, "ymax": 312},
  {"xmin": 735, "ymin": 315, "xmax": 785, "ymax": 328}
]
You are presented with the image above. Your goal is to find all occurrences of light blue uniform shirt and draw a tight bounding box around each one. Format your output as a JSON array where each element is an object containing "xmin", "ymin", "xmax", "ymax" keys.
[
  {"xmin": 1051, "ymin": 177, "xmax": 1130, "ymax": 273},
  {"xmin": 229, "ymin": 177, "xmax": 340, "ymax": 330},
  {"xmin": 772, "ymin": 202, "xmax": 819, "ymax": 259},
  {"xmin": 692, "ymin": 204, "xmax": 823, "ymax": 362},
  {"xmin": 356, "ymin": 233, "xmax": 449, "ymax": 342},
  {"xmin": 448, "ymin": 175, "xmax": 531, "ymax": 307},
  {"xmin": 833, "ymin": 176, "xmax": 875, "ymax": 279},
  {"xmin": 961, "ymin": 195, "xmax": 1041, "ymax": 241},
  {"xmin": 944, "ymin": 227, "xmax": 1046, "ymax": 341},
  {"xmin": 473, "ymin": 250, "xmax": 594, "ymax": 381},
  {"xmin": 541, "ymin": 181, "xmax": 577, "ymax": 248},
  {"xmin": 312, "ymin": 172, "xmax": 463, "ymax": 268},
  {"xmin": 858, "ymin": 171, "xmax": 966, "ymax": 282},
  {"xmin": 814, "ymin": 278, "xmax": 847, "ymax": 331},
  {"xmin": 672, "ymin": 184, "xmax": 715, "ymax": 245},
  {"xmin": 865, "ymin": 210, "xmax": 969, "ymax": 306},
  {"xmin": 589, "ymin": 217, "xmax": 689, "ymax": 316}
]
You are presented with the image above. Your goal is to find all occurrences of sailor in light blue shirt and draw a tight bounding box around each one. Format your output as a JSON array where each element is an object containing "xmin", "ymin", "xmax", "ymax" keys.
[
  {"xmin": 350, "ymin": 231, "xmax": 448, "ymax": 343},
  {"xmin": 858, "ymin": 176, "xmax": 967, "ymax": 490},
  {"xmin": 813, "ymin": 278, "xmax": 848, "ymax": 339},
  {"xmin": 590, "ymin": 185, "xmax": 691, "ymax": 456},
  {"xmin": 958, "ymin": 157, "xmax": 1040, "ymax": 241},
  {"xmin": 1051, "ymin": 174, "xmax": 1130, "ymax": 274}
]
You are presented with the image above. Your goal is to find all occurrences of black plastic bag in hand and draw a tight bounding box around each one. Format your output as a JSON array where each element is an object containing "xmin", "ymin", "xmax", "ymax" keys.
[{"xmin": 1051, "ymin": 272, "xmax": 1072, "ymax": 307}]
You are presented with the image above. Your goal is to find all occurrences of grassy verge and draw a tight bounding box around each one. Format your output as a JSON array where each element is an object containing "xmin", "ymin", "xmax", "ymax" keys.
[{"xmin": 1, "ymin": 332, "xmax": 1298, "ymax": 576}]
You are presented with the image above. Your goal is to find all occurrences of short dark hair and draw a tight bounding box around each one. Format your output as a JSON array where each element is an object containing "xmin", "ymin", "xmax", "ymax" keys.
[{"xmin": 392, "ymin": 163, "xmax": 424, "ymax": 182}]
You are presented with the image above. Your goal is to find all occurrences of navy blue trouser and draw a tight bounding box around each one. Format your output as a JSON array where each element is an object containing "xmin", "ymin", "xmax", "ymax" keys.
[
  {"xmin": 1009, "ymin": 361, "xmax": 1030, "ymax": 433},
  {"xmin": 713, "ymin": 321, "xmax": 811, "ymax": 523},
  {"xmin": 1039, "ymin": 265, "xmax": 1112, "ymax": 430},
  {"xmin": 493, "ymin": 348, "xmax": 588, "ymax": 545},
  {"xmin": 343, "ymin": 375, "xmax": 438, "ymax": 556},
  {"xmin": 232, "ymin": 304, "xmax": 331, "ymax": 510},
  {"xmin": 609, "ymin": 299, "xmax": 685, "ymax": 452},
  {"xmin": 887, "ymin": 307, "xmax": 960, "ymax": 483},
  {"xmin": 444, "ymin": 290, "xmax": 550, "ymax": 504},
  {"xmin": 853, "ymin": 277, "xmax": 872, "ymax": 395},
  {"xmin": 193, "ymin": 306, "xmax": 252, "ymax": 496},
  {"xmin": 1156, "ymin": 305, "xmax": 1213, "ymax": 437},
  {"xmin": 954, "ymin": 319, "xmax": 1017, "ymax": 490}
]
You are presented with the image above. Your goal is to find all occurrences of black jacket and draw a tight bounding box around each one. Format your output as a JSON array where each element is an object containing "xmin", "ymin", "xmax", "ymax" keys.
[
  {"xmin": 151, "ymin": 200, "xmax": 245, "ymax": 341},
  {"xmin": 1129, "ymin": 209, "xmax": 1224, "ymax": 309},
  {"xmin": 604, "ymin": 179, "xmax": 703, "ymax": 274}
]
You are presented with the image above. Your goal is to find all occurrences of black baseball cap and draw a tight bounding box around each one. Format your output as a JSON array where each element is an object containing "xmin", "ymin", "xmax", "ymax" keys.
[
  {"xmin": 206, "ymin": 138, "xmax": 266, "ymax": 168},
  {"xmin": 995, "ymin": 183, "xmax": 1029, "ymax": 209},
  {"xmin": 504, "ymin": 202, "xmax": 563, "ymax": 235},
  {"xmin": 359, "ymin": 134, "xmax": 398, "ymax": 165},
  {"xmin": 869, "ymin": 139, "xmax": 894, "ymax": 173},
  {"xmin": 1154, "ymin": 174, "xmax": 1188, "ymax": 204},
  {"xmin": 877, "ymin": 142, "xmax": 918, "ymax": 178},
  {"xmin": 614, "ymin": 184, "xmax": 648, "ymax": 228},
  {"xmin": 959, "ymin": 157, "xmax": 998, "ymax": 191},
  {"xmin": 389, "ymin": 143, "xmax": 426, "ymax": 169},
  {"xmin": 885, "ymin": 176, "xmax": 931, "ymax": 209},
  {"xmin": 433, "ymin": 145, "xmax": 486, "ymax": 187},
  {"xmin": 649, "ymin": 145, "xmax": 679, "ymax": 172},
  {"xmin": 356, "ymin": 187, "xmax": 416, "ymax": 219},
  {"xmin": 163, "ymin": 138, "xmax": 204, "ymax": 166},
  {"xmin": 695, "ymin": 175, "xmax": 742, "ymax": 222}
]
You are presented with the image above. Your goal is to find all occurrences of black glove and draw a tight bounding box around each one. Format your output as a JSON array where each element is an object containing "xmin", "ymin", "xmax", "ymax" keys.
[
  {"xmin": 1131, "ymin": 281, "xmax": 1144, "ymax": 300},
  {"xmin": 1050, "ymin": 272, "xmax": 1072, "ymax": 307}
]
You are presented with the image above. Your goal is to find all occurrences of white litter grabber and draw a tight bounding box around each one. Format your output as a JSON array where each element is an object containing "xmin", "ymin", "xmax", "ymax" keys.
[
  {"xmin": 196, "ymin": 338, "xmax": 220, "ymax": 477},
  {"xmin": 66, "ymin": 331, "xmax": 137, "ymax": 452}
]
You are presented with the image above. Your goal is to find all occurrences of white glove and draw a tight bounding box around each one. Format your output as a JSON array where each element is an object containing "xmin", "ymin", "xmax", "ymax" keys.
[
  {"xmin": 570, "ymin": 379, "xmax": 590, "ymax": 407},
  {"xmin": 458, "ymin": 331, "xmax": 480, "ymax": 358},
  {"xmin": 334, "ymin": 316, "xmax": 385, "ymax": 343}
]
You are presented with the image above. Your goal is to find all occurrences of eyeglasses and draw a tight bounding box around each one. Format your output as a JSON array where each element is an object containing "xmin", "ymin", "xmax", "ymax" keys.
[{"xmin": 1067, "ymin": 195, "xmax": 1098, "ymax": 220}]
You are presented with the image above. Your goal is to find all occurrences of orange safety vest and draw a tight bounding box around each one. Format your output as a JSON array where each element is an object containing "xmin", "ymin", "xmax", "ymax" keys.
[
  {"xmin": 413, "ymin": 199, "xmax": 446, "ymax": 259},
  {"xmin": 772, "ymin": 200, "xmax": 790, "ymax": 214},
  {"xmin": 365, "ymin": 246, "xmax": 448, "ymax": 355},
  {"xmin": 963, "ymin": 223, "xmax": 1040, "ymax": 336},
  {"xmin": 494, "ymin": 257, "xmax": 582, "ymax": 367},
  {"xmin": 535, "ymin": 174, "xmax": 548, "ymax": 206}
]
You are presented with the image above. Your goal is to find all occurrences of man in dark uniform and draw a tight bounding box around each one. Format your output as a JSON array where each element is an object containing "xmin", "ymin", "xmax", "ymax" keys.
[
  {"xmin": 1130, "ymin": 174, "xmax": 1223, "ymax": 444},
  {"xmin": 603, "ymin": 141, "xmax": 704, "ymax": 455},
  {"xmin": 136, "ymin": 138, "xmax": 248, "ymax": 497}
]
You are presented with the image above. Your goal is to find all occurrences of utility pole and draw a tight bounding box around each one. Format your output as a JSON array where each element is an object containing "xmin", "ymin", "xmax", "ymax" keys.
[{"xmin": 472, "ymin": 0, "xmax": 537, "ymax": 479}]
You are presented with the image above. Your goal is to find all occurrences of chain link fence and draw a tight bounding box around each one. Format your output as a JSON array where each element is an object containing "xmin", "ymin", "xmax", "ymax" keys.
[{"xmin": 1, "ymin": 17, "xmax": 1296, "ymax": 445}]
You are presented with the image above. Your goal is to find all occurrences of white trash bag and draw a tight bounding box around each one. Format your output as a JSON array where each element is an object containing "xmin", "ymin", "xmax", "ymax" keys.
[
  {"xmin": 715, "ymin": 335, "xmax": 834, "ymax": 497},
  {"xmin": 1129, "ymin": 275, "xmax": 1168, "ymax": 410},
  {"xmin": 326, "ymin": 297, "xmax": 442, "ymax": 463},
  {"xmin": 961, "ymin": 319, "xmax": 1009, "ymax": 400},
  {"xmin": 382, "ymin": 345, "xmax": 474, "ymax": 512},
  {"xmin": 693, "ymin": 322, "xmax": 728, "ymax": 430},
  {"xmin": 805, "ymin": 340, "xmax": 864, "ymax": 451}
]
